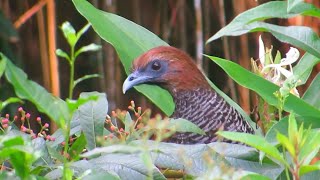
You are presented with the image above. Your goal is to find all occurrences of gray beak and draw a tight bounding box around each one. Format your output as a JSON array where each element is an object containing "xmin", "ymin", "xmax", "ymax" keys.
[{"xmin": 122, "ymin": 71, "xmax": 153, "ymax": 94}]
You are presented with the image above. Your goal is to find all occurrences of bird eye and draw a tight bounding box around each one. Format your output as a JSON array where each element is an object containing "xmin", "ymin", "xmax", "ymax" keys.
[{"xmin": 151, "ymin": 61, "xmax": 161, "ymax": 71}]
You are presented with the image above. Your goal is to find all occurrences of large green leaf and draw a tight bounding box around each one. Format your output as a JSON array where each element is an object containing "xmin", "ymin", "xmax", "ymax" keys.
[
  {"xmin": 169, "ymin": 118, "xmax": 205, "ymax": 135},
  {"xmin": 207, "ymin": 1, "xmax": 320, "ymax": 42},
  {"xmin": 217, "ymin": 131, "xmax": 287, "ymax": 166},
  {"xmin": 211, "ymin": 21, "xmax": 320, "ymax": 58},
  {"xmin": 78, "ymin": 92, "xmax": 108, "ymax": 150},
  {"xmin": 207, "ymin": 1, "xmax": 319, "ymax": 43},
  {"xmin": 72, "ymin": 0, "xmax": 173, "ymax": 115},
  {"xmin": 206, "ymin": 55, "xmax": 320, "ymax": 119},
  {"xmin": 293, "ymin": 53, "xmax": 320, "ymax": 86},
  {"xmin": 303, "ymin": 73, "xmax": 320, "ymax": 109},
  {"xmin": 89, "ymin": 154, "xmax": 166, "ymax": 180},
  {"xmin": 2, "ymin": 54, "xmax": 70, "ymax": 127},
  {"xmin": 146, "ymin": 140, "xmax": 281, "ymax": 179}
]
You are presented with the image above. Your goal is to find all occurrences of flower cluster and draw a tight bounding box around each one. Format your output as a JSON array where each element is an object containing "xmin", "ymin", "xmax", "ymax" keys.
[
  {"xmin": 0, "ymin": 107, "xmax": 55, "ymax": 141},
  {"xmin": 100, "ymin": 100, "xmax": 174, "ymax": 144}
]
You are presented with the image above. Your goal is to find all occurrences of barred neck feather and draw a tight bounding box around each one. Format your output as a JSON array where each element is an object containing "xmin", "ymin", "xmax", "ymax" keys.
[{"xmin": 169, "ymin": 88, "xmax": 254, "ymax": 144}]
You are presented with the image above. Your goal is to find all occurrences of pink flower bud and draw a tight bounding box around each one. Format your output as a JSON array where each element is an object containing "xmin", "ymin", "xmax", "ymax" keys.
[
  {"xmin": 36, "ymin": 117, "xmax": 41, "ymax": 122},
  {"xmin": 44, "ymin": 123, "xmax": 49, "ymax": 128},
  {"xmin": 26, "ymin": 113, "xmax": 31, "ymax": 119},
  {"xmin": 2, "ymin": 124, "xmax": 8, "ymax": 129},
  {"xmin": 46, "ymin": 135, "xmax": 51, "ymax": 140},
  {"xmin": 2, "ymin": 118, "xmax": 9, "ymax": 124},
  {"xmin": 18, "ymin": 107, "xmax": 23, "ymax": 112},
  {"xmin": 21, "ymin": 126, "xmax": 27, "ymax": 132}
]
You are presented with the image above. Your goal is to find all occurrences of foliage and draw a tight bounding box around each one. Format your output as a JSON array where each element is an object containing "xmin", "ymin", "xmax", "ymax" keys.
[
  {"xmin": 0, "ymin": 0, "xmax": 319, "ymax": 179},
  {"xmin": 56, "ymin": 22, "xmax": 101, "ymax": 99}
]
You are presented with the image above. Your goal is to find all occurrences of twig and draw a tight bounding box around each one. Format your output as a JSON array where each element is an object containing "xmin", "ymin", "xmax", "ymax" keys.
[{"xmin": 14, "ymin": 0, "xmax": 47, "ymax": 29}]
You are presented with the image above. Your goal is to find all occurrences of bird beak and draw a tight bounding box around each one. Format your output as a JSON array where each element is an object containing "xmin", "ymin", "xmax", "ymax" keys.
[{"xmin": 122, "ymin": 71, "xmax": 153, "ymax": 94}]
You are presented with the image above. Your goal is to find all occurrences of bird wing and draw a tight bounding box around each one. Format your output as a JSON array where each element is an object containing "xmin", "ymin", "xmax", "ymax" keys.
[{"xmin": 169, "ymin": 88, "xmax": 254, "ymax": 144}]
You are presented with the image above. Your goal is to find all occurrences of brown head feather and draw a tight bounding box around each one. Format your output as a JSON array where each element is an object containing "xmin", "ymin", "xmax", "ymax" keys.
[{"xmin": 132, "ymin": 46, "xmax": 210, "ymax": 93}]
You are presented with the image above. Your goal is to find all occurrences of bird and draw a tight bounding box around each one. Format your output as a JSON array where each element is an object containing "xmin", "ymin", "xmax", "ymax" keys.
[{"xmin": 122, "ymin": 46, "xmax": 254, "ymax": 144}]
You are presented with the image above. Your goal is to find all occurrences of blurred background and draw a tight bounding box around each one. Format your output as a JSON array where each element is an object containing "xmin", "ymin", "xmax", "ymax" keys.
[{"xmin": 0, "ymin": 0, "xmax": 319, "ymax": 131}]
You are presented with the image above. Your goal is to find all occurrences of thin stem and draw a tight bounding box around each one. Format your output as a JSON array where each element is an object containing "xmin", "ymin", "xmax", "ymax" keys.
[
  {"xmin": 282, "ymin": 146, "xmax": 291, "ymax": 180},
  {"xmin": 68, "ymin": 46, "xmax": 75, "ymax": 99},
  {"xmin": 62, "ymin": 122, "xmax": 71, "ymax": 180},
  {"xmin": 278, "ymin": 107, "xmax": 282, "ymax": 121}
]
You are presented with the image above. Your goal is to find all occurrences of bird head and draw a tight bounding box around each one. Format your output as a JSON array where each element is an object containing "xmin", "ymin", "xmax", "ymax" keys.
[{"xmin": 123, "ymin": 46, "xmax": 208, "ymax": 94}]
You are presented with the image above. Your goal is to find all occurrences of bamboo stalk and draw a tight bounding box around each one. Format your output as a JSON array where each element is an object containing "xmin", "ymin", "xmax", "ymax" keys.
[
  {"xmin": 47, "ymin": 0, "xmax": 59, "ymax": 132},
  {"xmin": 218, "ymin": 0, "xmax": 237, "ymax": 102},
  {"xmin": 232, "ymin": 0, "xmax": 256, "ymax": 113},
  {"xmin": 194, "ymin": 0, "xmax": 203, "ymax": 70},
  {"xmin": 178, "ymin": 0, "xmax": 186, "ymax": 51},
  {"xmin": 14, "ymin": 0, "xmax": 47, "ymax": 29},
  {"xmin": 37, "ymin": 8, "xmax": 51, "ymax": 90}
]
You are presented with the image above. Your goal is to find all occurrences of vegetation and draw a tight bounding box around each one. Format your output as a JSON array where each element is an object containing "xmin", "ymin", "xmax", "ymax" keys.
[{"xmin": 0, "ymin": 0, "xmax": 319, "ymax": 179}]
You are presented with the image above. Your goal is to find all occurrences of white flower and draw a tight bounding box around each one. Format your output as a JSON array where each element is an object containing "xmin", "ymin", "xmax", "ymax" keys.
[
  {"xmin": 258, "ymin": 36, "xmax": 300, "ymax": 97},
  {"xmin": 259, "ymin": 35, "xmax": 265, "ymax": 67},
  {"xmin": 262, "ymin": 47, "xmax": 299, "ymax": 84}
]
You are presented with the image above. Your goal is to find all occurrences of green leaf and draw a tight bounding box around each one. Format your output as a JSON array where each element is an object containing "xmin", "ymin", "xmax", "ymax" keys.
[
  {"xmin": 241, "ymin": 174, "xmax": 271, "ymax": 180},
  {"xmin": 78, "ymin": 92, "xmax": 108, "ymax": 150},
  {"xmin": 136, "ymin": 140, "xmax": 229, "ymax": 177},
  {"xmin": 217, "ymin": 131, "xmax": 287, "ymax": 165},
  {"xmin": 66, "ymin": 94, "xmax": 98, "ymax": 113},
  {"xmin": 299, "ymin": 130, "xmax": 320, "ymax": 165},
  {"xmin": 266, "ymin": 115, "xmax": 320, "ymax": 147},
  {"xmin": 300, "ymin": 162, "xmax": 320, "ymax": 176},
  {"xmin": 75, "ymin": 43, "xmax": 101, "ymax": 58},
  {"xmin": 276, "ymin": 133, "xmax": 295, "ymax": 156},
  {"xmin": 73, "ymin": 74, "xmax": 100, "ymax": 88},
  {"xmin": 82, "ymin": 172, "xmax": 120, "ymax": 180},
  {"xmin": 293, "ymin": 53, "xmax": 320, "ymax": 86},
  {"xmin": 207, "ymin": 1, "xmax": 320, "ymax": 43},
  {"xmin": 214, "ymin": 22, "xmax": 320, "ymax": 58},
  {"xmin": 56, "ymin": 49, "xmax": 70, "ymax": 61},
  {"xmin": 3, "ymin": 54, "xmax": 70, "ymax": 127},
  {"xmin": 81, "ymin": 145, "xmax": 143, "ymax": 158},
  {"xmin": 288, "ymin": 113, "xmax": 298, "ymax": 146},
  {"xmin": 287, "ymin": 0, "xmax": 320, "ymax": 16},
  {"xmin": 169, "ymin": 118, "xmax": 205, "ymax": 135},
  {"xmin": 124, "ymin": 112, "xmax": 133, "ymax": 132},
  {"xmin": 69, "ymin": 132, "xmax": 87, "ymax": 160},
  {"xmin": 72, "ymin": 0, "xmax": 173, "ymax": 116},
  {"xmin": 287, "ymin": 0, "xmax": 304, "ymax": 13},
  {"xmin": 303, "ymin": 73, "xmax": 320, "ymax": 109},
  {"xmin": 0, "ymin": 54, "xmax": 6, "ymax": 78},
  {"xmin": 0, "ymin": 135, "xmax": 40, "ymax": 180},
  {"xmin": 206, "ymin": 55, "xmax": 320, "ymax": 119},
  {"xmin": 0, "ymin": 97, "xmax": 23, "ymax": 111},
  {"xmin": 76, "ymin": 23, "xmax": 91, "ymax": 39},
  {"xmin": 208, "ymin": 143, "xmax": 282, "ymax": 179},
  {"xmin": 89, "ymin": 154, "xmax": 166, "ymax": 180},
  {"xmin": 32, "ymin": 138, "xmax": 54, "ymax": 166},
  {"xmin": 61, "ymin": 21, "xmax": 77, "ymax": 46}
]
